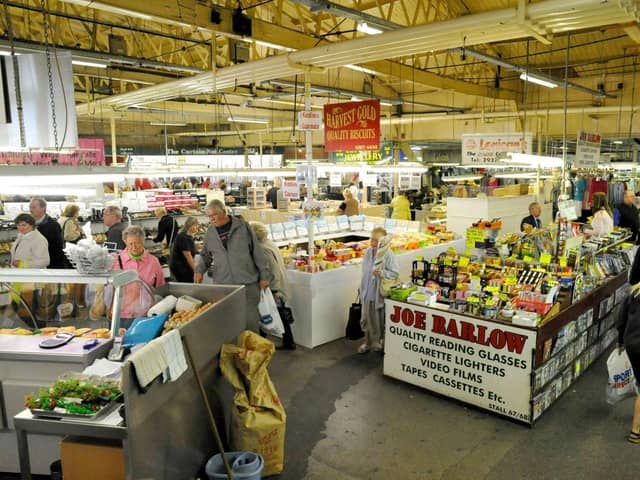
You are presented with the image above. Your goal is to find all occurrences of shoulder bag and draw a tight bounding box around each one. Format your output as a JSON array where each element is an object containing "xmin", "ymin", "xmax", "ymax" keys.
[{"xmin": 346, "ymin": 291, "xmax": 364, "ymax": 340}]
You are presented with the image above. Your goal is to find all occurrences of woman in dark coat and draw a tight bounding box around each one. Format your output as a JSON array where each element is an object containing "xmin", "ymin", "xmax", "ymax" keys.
[
  {"xmin": 170, "ymin": 217, "xmax": 198, "ymax": 283},
  {"xmin": 617, "ymin": 283, "xmax": 640, "ymax": 443}
]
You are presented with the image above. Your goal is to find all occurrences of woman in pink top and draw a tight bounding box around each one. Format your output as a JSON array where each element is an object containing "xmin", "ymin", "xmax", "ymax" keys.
[{"xmin": 113, "ymin": 225, "xmax": 165, "ymax": 324}]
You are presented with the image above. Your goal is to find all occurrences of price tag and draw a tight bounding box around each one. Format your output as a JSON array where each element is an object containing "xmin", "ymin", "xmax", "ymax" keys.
[
  {"xmin": 523, "ymin": 255, "xmax": 534, "ymax": 264},
  {"xmin": 485, "ymin": 286, "xmax": 500, "ymax": 294},
  {"xmin": 559, "ymin": 256, "xmax": 568, "ymax": 268},
  {"xmin": 505, "ymin": 277, "xmax": 517, "ymax": 286},
  {"xmin": 486, "ymin": 298, "xmax": 496, "ymax": 307},
  {"xmin": 416, "ymin": 256, "xmax": 424, "ymax": 261},
  {"xmin": 540, "ymin": 253, "xmax": 552, "ymax": 265},
  {"xmin": 499, "ymin": 293, "xmax": 510, "ymax": 302},
  {"xmin": 468, "ymin": 297, "xmax": 480, "ymax": 304},
  {"xmin": 458, "ymin": 256, "xmax": 470, "ymax": 268},
  {"xmin": 444, "ymin": 259, "xmax": 452, "ymax": 266}
]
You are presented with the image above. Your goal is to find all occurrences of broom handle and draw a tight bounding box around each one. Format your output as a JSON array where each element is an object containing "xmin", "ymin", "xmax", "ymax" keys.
[{"xmin": 181, "ymin": 337, "xmax": 234, "ymax": 480}]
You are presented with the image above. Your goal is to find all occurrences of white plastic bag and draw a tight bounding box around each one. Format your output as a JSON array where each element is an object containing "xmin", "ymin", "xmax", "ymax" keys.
[
  {"xmin": 258, "ymin": 290, "xmax": 285, "ymax": 337},
  {"xmin": 606, "ymin": 349, "xmax": 638, "ymax": 405}
]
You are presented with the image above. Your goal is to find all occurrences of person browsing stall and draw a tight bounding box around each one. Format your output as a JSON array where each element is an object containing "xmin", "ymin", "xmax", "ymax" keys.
[
  {"xmin": 153, "ymin": 207, "xmax": 178, "ymax": 246},
  {"xmin": 170, "ymin": 216, "xmax": 198, "ymax": 283},
  {"xmin": 589, "ymin": 192, "xmax": 614, "ymax": 237},
  {"xmin": 336, "ymin": 189, "xmax": 360, "ymax": 217},
  {"xmin": 58, "ymin": 204, "xmax": 85, "ymax": 244},
  {"xmin": 103, "ymin": 205, "xmax": 126, "ymax": 250},
  {"xmin": 10, "ymin": 213, "xmax": 49, "ymax": 269},
  {"xmin": 358, "ymin": 227, "xmax": 399, "ymax": 354},
  {"xmin": 29, "ymin": 198, "xmax": 65, "ymax": 268},
  {"xmin": 194, "ymin": 200, "xmax": 272, "ymax": 332},
  {"xmin": 250, "ymin": 221, "xmax": 296, "ymax": 350},
  {"xmin": 617, "ymin": 283, "xmax": 640, "ymax": 444},
  {"xmin": 619, "ymin": 191, "xmax": 640, "ymax": 244},
  {"xmin": 113, "ymin": 225, "xmax": 165, "ymax": 325},
  {"xmin": 390, "ymin": 191, "xmax": 411, "ymax": 221},
  {"xmin": 520, "ymin": 202, "xmax": 542, "ymax": 232}
]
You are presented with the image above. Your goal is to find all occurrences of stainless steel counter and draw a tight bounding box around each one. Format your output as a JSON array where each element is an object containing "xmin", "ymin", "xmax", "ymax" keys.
[{"xmin": 0, "ymin": 335, "xmax": 111, "ymax": 363}]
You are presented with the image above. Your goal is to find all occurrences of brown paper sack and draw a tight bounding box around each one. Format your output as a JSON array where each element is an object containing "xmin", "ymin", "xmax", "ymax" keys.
[{"xmin": 220, "ymin": 331, "xmax": 286, "ymax": 477}]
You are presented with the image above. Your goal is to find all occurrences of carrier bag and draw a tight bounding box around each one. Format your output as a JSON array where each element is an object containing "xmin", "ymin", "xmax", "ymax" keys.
[
  {"xmin": 606, "ymin": 349, "xmax": 638, "ymax": 405},
  {"xmin": 220, "ymin": 331, "xmax": 286, "ymax": 476}
]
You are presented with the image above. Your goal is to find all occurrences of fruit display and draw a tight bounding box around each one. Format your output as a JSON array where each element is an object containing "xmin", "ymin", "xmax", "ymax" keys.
[
  {"xmin": 162, "ymin": 302, "xmax": 215, "ymax": 334},
  {"xmin": 24, "ymin": 376, "xmax": 121, "ymax": 417}
]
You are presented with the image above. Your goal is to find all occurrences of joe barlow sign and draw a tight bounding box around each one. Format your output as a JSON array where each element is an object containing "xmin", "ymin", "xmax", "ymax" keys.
[{"xmin": 323, "ymin": 99, "xmax": 380, "ymax": 152}]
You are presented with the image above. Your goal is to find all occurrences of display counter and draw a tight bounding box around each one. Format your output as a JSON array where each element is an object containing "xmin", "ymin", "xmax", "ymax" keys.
[
  {"xmin": 288, "ymin": 239, "xmax": 465, "ymax": 348},
  {"xmin": 446, "ymin": 195, "xmax": 552, "ymax": 237},
  {"xmin": 383, "ymin": 271, "xmax": 628, "ymax": 424}
]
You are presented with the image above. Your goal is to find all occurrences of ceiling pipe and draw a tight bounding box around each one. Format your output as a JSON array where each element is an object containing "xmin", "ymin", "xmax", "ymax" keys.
[
  {"xmin": 288, "ymin": 0, "xmax": 400, "ymax": 32},
  {"xmin": 450, "ymin": 47, "xmax": 616, "ymax": 99}
]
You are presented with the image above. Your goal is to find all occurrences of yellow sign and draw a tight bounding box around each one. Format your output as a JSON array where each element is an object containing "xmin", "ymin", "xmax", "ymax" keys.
[
  {"xmin": 559, "ymin": 256, "xmax": 568, "ymax": 268},
  {"xmin": 540, "ymin": 253, "xmax": 552, "ymax": 265},
  {"xmin": 458, "ymin": 256, "xmax": 470, "ymax": 268},
  {"xmin": 523, "ymin": 255, "xmax": 534, "ymax": 264}
]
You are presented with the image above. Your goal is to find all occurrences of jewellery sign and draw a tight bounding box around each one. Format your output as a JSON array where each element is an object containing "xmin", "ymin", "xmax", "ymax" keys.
[
  {"xmin": 462, "ymin": 133, "xmax": 532, "ymax": 165},
  {"xmin": 323, "ymin": 100, "xmax": 380, "ymax": 152},
  {"xmin": 383, "ymin": 301, "xmax": 536, "ymax": 423}
]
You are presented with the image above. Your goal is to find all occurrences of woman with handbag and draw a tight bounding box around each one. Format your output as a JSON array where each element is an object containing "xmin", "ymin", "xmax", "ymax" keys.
[
  {"xmin": 250, "ymin": 222, "xmax": 296, "ymax": 350},
  {"xmin": 617, "ymin": 283, "xmax": 640, "ymax": 443},
  {"xmin": 358, "ymin": 227, "xmax": 399, "ymax": 354}
]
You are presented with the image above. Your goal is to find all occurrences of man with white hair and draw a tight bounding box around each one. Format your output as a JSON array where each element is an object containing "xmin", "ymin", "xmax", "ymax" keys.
[
  {"xmin": 29, "ymin": 198, "xmax": 65, "ymax": 268},
  {"xmin": 103, "ymin": 205, "xmax": 126, "ymax": 250},
  {"xmin": 195, "ymin": 200, "xmax": 271, "ymax": 332}
]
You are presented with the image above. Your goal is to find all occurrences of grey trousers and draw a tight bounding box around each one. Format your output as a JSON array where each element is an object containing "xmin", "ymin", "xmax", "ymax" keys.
[
  {"xmin": 361, "ymin": 300, "xmax": 385, "ymax": 346},
  {"xmin": 244, "ymin": 282, "xmax": 261, "ymax": 333}
]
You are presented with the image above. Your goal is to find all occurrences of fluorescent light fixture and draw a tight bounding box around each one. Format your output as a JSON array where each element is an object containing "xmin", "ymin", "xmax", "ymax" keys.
[
  {"xmin": 442, "ymin": 175, "xmax": 482, "ymax": 182},
  {"xmin": 410, "ymin": 146, "xmax": 422, "ymax": 152},
  {"xmin": 613, "ymin": 140, "xmax": 624, "ymax": 145},
  {"xmin": 254, "ymin": 40, "xmax": 295, "ymax": 52},
  {"xmin": 495, "ymin": 172, "xmax": 537, "ymax": 179},
  {"xmin": 505, "ymin": 152, "xmax": 564, "ymax": 168},
  {"xmin": 351, "ymin": 96, "xmax": 361, "ymax": 102},
  {"xmin": 357, "ymin": 23, "xmax": 383, "ymax": 35},
  {"xmin": 227, "ymin": 116, "xmax": 269, "ymax": 124},
  {"xmin": 380, "ymin": 101, "xmax": 394, "ymax": 107},
  {"xmin": 344, "ymin": 64, "xmax": 378, "ymax": 76},
  {"xmin": 0, "ymin": 186, "xmax": 97, "ymax": 196},
  {"xmin": 72, "ymin": 59, "xmax": 108, "ymax": 69},
  {"xmin": 0, "ymin": 173, "xmax": 124, "ymax": 187},
  {"xmin": 519, "ymin": 72, "xmax": 558, "ymax": 89},
  {"xmin": 0, "ymin": 50, "xmax": 15, "ymax": 56},
  {"xmin": 429, "ymin": 162, "xmax": 461, "ymax": 167},
  {"xmin": 149, "ymin": 122, "xmax": 188, "ymax": 127}
]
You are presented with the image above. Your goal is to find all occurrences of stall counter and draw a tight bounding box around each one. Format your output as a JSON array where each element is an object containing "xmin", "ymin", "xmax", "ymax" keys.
[{"xmin": 288, "ymin": 239, "xmax": 465, "ymax": 348}]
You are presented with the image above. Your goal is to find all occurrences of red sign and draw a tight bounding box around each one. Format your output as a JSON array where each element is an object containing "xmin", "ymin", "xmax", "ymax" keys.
[{"xmin": 323, "ymin": 99, "xmax": 380, "ymax": 152}]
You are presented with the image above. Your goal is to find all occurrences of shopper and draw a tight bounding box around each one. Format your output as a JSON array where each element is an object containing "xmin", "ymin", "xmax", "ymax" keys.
[
  {"xmin": 266, "ymin": 184, "xmax": 280, "ymax": 209},
  {"xmin": 390, "ymin": 191, "xmax": 411, "ymax": 220},
  {"xmin": 103, "ymin": 205, "xmax": 126, "ymax": 250},
  {"xmin": 520, "ymin": 202, "xmax": 542, "ymax": 232},
  {"xmin": 29, "ymin": 198, "xmax": 65, "ymax": 268},
  {"xmin": 336, "ymin": 189, "xmax": 360, "ymax": 216},
  {"xmin": 590, "ymin": 192, "xmax": 614, "ymax": 237},
  {"xmin": 250, "ymin": 221, "xmax": 296, "ymax": 350},
  {"xmin": 619, "ymin": 191, "xmax": 640, "ymax": 244},
  {"xmin": 153, "ymin": 207, "xmax": 178, "ymax": 246},
  {"xmin": 113, "ymin": 225, "xmax": 165, "ymax": 325},
  {"xmin": 194, "ymin": 199, "xmax": 271, "ymax": 332},
  {"xmin": 617, "ymin": 283, "xmax": 640, "ymax": 443},
  {"xmin": 58, "ymin": 204, "xmax": 85, "ymax": 244},
  {"xmin": 170, "ymin": 216, "xmax": 198, "ymax": 283},
  {"xmin": 10, "ymin": 213, "xmax": 49, "ymax": 268},
  {"xmin": 358, "ymin": 227, "xmax": 399, "ymax": 354}
]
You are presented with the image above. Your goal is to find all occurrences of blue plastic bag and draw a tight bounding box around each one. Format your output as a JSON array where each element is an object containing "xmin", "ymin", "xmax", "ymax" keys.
[{"xmin": 123, "ymin": 313, "xmax": 168, "ymax": 348}]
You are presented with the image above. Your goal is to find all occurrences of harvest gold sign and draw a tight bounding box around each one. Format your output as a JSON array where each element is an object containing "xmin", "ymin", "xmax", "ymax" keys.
[{"xmin": 323, "ymin": 99, "xmax": 380, "ymax": 152}]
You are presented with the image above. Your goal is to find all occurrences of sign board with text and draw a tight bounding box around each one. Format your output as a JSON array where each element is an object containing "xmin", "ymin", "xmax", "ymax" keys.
[
  {"xmin": 324, "ymin": 99, "xmax": 380, "ymax": 152},
  {"xmin": 384, "ymin": 301, "xmax": 536, "ymax": 423},
  {"xmin": 282, "ymin": 180, "xmax": 300, "ymax": 199},
  {"xmin": 462, "ymin": 133, "xmax": 532, "ymax": 165},
  {"xmin": 297, "ymin": 111, "xmax": 323, "ymax": 131},
  {"xmin": 574, "ymin": 131, "xmax": 602, "ymax": 168}
]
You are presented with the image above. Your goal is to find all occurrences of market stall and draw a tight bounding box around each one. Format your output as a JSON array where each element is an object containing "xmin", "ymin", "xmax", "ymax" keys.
[{"xmin": 381, "ymin": 226, "xmax": 633, "ymax": 424}]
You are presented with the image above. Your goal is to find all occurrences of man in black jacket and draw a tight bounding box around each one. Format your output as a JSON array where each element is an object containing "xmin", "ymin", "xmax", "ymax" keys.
[
  {"xmin": 520, "ymin": 202, "xmax": 542, "ymax": 232},
  {"xmin": 103, "ymin": 205, "xmax": 126, "ymax": 250},
  {"xmin": 619, "ymin": 191, "xmax": 640, "ymax": 244},
  {"xmin": 153, "ymin": 208, "xmax": 178, "ymax": 245},
  {"xmin": 29, "ymin": 198, "xmax": 66, "ymax": 268}
]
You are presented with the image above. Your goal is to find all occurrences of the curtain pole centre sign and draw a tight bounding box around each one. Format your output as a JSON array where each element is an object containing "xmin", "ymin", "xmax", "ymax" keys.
[{"xmin": 323, "ymin": 99, "xmax": 380, "ymax": 152}]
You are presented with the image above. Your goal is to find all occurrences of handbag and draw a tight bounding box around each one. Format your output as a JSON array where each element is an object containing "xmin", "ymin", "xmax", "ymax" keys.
[
  {"xmin": 277, "ymin": 304, "xmax": 295, "ymax": 324},
  {"xmin": 379, "ymin": 277, "xmax": 397, "ymax": 298},
  {"xmin": 346, "ymin": 291, "xmax": 364, "ymax": 340}
]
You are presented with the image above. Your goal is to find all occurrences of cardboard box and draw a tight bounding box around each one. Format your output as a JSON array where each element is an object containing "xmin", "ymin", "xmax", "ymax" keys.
[{"xmin": 60, "ymin": 436, "xmax": 125, "ymax": 480}]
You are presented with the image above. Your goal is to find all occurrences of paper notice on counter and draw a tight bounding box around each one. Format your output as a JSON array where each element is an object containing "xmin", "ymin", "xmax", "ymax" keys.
[{"xmin": 83, "ymin": 358, "xmax": 123, "ymax": 379}]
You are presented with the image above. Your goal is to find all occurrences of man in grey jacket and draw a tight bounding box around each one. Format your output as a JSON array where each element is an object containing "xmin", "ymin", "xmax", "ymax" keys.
[{"xmin": 194, "ymin": 200, "xmax": 271, "ymax": 332}]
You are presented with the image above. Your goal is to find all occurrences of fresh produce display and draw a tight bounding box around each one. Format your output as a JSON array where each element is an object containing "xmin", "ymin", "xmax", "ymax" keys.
[
  {"xmin": 24, "ymin": 376, "xmax": 121, "ymax": 416},
  {"xmin": 162, "ymin": 302, "xmax": 215, "ymax": 334}
]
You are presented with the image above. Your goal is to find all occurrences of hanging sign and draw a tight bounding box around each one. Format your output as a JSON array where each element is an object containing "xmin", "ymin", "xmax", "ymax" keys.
[
  {"xmin": 383, "ymin": 301, "xmax": 536, "ymax": 423},
  {"xmin": 295, "ymin": 165, "xmax": 317, "ymax": 186},
  {"xmin": 329, "ymin": 174, "xmax": 342, "ymax": 187},
  {"xmin": 574, "ymin": 131, "xmax": 602, "ymax": 168},
  {"xmin": 323, "ymin": 100, "xmax": 380, "ymax": 152},
  {"xmin": 282, "ymin": 180, "xmax": 300, "ymax": 199},
  {"xmin": 297, "ymin": 111, "xmax": 323, "ymax": 131},
  {"xmin": 462, "ymin": 133, "xmax": 532, "ymax": 165}
]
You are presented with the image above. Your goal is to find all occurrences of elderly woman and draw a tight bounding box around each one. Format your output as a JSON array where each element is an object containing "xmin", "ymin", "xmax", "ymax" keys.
[
  {"xmin": 336, "ymin": 189, "xmax": 360, "ymax": 216},
  {"xmin": 250, "ymin": 221, "xmax": 296, "ymax": 350},
  {"xmin": 11, "ymin": 213, "xmax": 49, "ymax": 268},
  {"xmin": 590, "ymin": 192, "xmax": 614, "ymax": 237},
  {"xmin": 113, "ymin": 225, "xmax": 165, "ymax": 323},
  {"xmin": 358, "ymin": 227, "xmax": 399, "ymax": 354},
  {"xmin": 170, "ymin": 216, "xmax": 198, "ymax": 283},
  {"xmin": 58, "ymin": 204, "xmax": 85, "ymax": 244}
]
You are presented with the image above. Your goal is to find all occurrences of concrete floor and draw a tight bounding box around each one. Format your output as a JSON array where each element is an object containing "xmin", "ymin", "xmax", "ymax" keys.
[{"xmin": 269, "ymin": 338, "xmax": 640, "ymax": 480}]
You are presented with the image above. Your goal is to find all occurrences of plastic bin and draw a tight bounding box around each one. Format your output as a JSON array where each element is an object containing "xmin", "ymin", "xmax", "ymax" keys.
[{"xmin": 206, "ymin": 452, "xmax": 264, "ymax": 480}]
